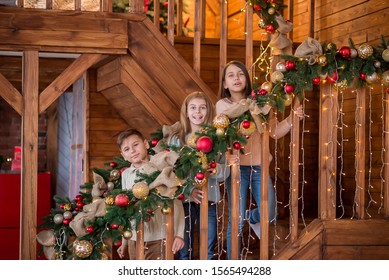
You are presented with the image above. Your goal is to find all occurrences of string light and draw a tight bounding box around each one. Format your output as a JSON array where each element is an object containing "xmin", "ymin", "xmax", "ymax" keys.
[
  {"xmin": 379, "ymin": 84, "xmax": 388, "ymax": 214},
  {"xmin": 336, "ymin": 87, "xmax": 346, "ymax": 219}
]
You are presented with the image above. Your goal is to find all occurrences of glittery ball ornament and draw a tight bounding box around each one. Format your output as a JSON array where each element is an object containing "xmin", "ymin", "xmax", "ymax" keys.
[
  {"xmin": 132, "ymin": 182, "xmax": 150, "ymax": 199},
  {"xmin": 110, "ymin": 169, "xmax": 120, "ymax": 181},
  {"xmin": 316, "ymin": 55, "xmax": 327, "ymax": 66},
  {"xmin": 53, "ymin": 214, "xmax": 64, "ymax": 224},
  {"xmin": 213, "ymin": 114, "xmax": 230, "ymax": 129},
  {"xmin": 123, "ymin": 230, "xmax": 133, "ymax": 240},
  {"xmin": 382, "ymin": 49, "xmax": 389, "ymax": 62},
  {"xmin": 187, "ymin": 133, "xmax": 198, "ymax": 148},
  {"xmin": 357, "ymin": 44, "xmax": 373, "ymax": 59},
  {"xmin": 334, "ymin": 79, "xmax": 348, "ymax": 91},
  {"xmin": 115, "ymin": 193, "xmax": 130, "ymax": 207},
  {"xmin": 381, "ymin": 71, "xmax": 389, "ymax": 86},
  {"xmin": 104, "ymin": 195, "xmax": 115, "ymax": 205},
  {"xmin": 73, "ymin": 240, "xmax": 93, "ymax": 259},
  {"xmin": 161, "ymin": 207, "xmax": 172, "ymax": 215}
]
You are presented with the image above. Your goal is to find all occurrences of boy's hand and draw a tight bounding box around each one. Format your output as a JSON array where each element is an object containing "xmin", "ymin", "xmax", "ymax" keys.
[
  {"xmin": 172, "ymin": 236, "xmax": 184, "ymax": 254},
  {"xmin": 190, "ymin": 188, "xmax": 204, "ymax": 204}
]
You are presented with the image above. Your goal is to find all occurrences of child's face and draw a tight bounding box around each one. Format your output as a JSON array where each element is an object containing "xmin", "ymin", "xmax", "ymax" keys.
[
  {"xmin": 120, "ymin": 135, "xmax": 150, "ymax": 168},
  {"xmin": 187, "ymin": 97, "xmax": 208, "ymax": 127},
  {"xmin": 223, "ymin": 64, "xmax": 247, "ymax": 95}
]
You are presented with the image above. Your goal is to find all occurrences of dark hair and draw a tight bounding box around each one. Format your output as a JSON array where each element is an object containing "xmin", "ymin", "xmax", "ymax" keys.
[
  {"xmin": 117, "ymin": 128, "xmax": 145, "ymax": 150},
  {"xmin": 218, "ymin": 60, "xmax": 252, "ymax": 99}
]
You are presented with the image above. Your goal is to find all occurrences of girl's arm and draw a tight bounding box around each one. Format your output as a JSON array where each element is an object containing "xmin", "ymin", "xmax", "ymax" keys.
[{"xmin": 269, "ymin": 105, "xmax": 304, "ymax": 139}]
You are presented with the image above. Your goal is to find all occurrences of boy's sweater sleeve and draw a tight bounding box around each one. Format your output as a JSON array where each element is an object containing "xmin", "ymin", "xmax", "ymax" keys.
[{"xmin": 173, "ymin": 199, "xmax": 185, "ymax": 239}]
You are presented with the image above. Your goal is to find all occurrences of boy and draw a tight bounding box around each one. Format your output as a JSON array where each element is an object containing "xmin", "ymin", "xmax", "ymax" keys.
[{"xmin": 116, "ymin": 128, "xmax": 185, "ymax": 260}]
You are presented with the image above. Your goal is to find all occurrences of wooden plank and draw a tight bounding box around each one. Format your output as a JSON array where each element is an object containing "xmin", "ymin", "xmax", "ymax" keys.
[
  {"xmin": 0, "ymin": 72, "xmax": 22, "ymax": 115},
  {"xmin": 291, "ymin": 234, "xmax": 322, "ymax": 260},
  {"xmin": 230, "ymin": 156, "xmax": 239, "ymax": 260},
  {"xmin": 39, "ymin": 53, "xmax": 105, "ymax": 113},
  {"xmin": 199, "ymin": 174, "xmax": 208, "ymax": 260},
  {"xmin": 324, "ymin": 245, "xmax": 389, "ymax": 260},
  {"xmin": 355, "ymin": 88, "xmax": 366, "ymax": 219},
  {"xmin": 20, "ymin": 50, "xmax": 39, "ymax": 260},
  {"xmin": 165, "ymin": 208, "xmax": 174, "ymax": 260},
  {"xmin": 318, "ymin": 84, "xmax": 337, "ymax": 219},
  {"xmin": 136, "ymin": 222, "xmax": 145, "ymax": 260},
  {"xmin": 385, "ymin": 77, "xmax": 389, "ymax": 218}
]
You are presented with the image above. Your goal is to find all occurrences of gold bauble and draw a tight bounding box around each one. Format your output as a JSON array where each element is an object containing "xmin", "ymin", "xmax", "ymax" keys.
[
  {"xmin": 316, "ymin": 55, "xmax": 327, "ymax": 66},
  {"xmin": 213, "ymin": 114, "xmax": 230, "ymax": 129},
  {"xmin": 73, "ymin": 240, "xmax": 93, "ymax": 259},
  {"xmin": 357, "ymin": 44, "xmax": 373, "ymax": 59},
  {"xmin": 261, "ymin": 81, "xmax": 273, "ymax": 92},
  {"xmin": 381, "ymin": 71, "xmax": 389, "ymax": 86},
  {"xmin": 284, "ymin": 94, "xmax": 293, "ymax": 106},
  {"xmin": 110, "ymin": 169, "xmax": 121, "ymax": 181},
  {"xmin": 382, "ymin": 49, "xmax": 389, "ymax": 62},
  {"xmin": 365, "ymin": 72, "xmax": 378, "ymax": 84},
  {"xmin": 239, "ymin": 121, "xmax": 256, "ymax": 136},
  {"xmin": 187, "ymin": 133, "xmax": 198, "ymax": 148},
  {"xmin": 132, "ymin": 182, "xmax": 150, "ymax": 199},
  {"xmin": 271, "ymin": 71, "xmax": 284, "ymax": 83},
  {"xmin": 334, "ymin": 79, "xmax": 348, "ymax": 91},
  {"xmin": 104, "ymin": 195, "xmax": 115, "ymax": 206},
  {"xmin": 122, "ymin": 230, "xmax": 133, "ymax": 240},
  {"xmin": 268, "ymin": 7, "xmax": 275, "ymax": 15},
  {"xmin": 161, "ymin": 206, "xmax": 172, "ymax": 215},
  {"xmin": 216, "ymin": 128, "xmax": 225, "ymax": 136},
  {"xmin": 63, "ymin": 203, "xmax": 72, "ymax": 211}
]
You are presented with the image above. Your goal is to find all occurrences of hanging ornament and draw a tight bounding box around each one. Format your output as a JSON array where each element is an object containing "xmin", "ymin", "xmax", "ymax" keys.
[
  {"xmin": 350, "ymin": 48, "xmax": 358, "ymax": 58},
  {"xmin": 107, "ymin": 181, "xmax": 115, "ymax": 191},
  {"xmin": 213, "ymin": 114, "xmax": 230, "ymax": 136},
  {"xmin": 233, "ymin": 141, "xmax": 241, "ymax": 150},
  {"xmin": 257, "ymin": 89, "xmax": 268, "ymax": 95},
  {"xmin": 337, "ymin": 46, "xmax": 351, "ymax": 59},
  {"xmin": 100, "ymin": 252, "xmax": 109, "ymax": 260},
  {"xmin": 365, "ymin": 72, "xmax": 378, "ymax": 84},
  {"xmin": 105, "ymin": 195, "xmax": 115, "ymax": 205},
  {"xmin": 334, "ymin": 79, "xmax": 348, "ymax": 91},
  {"xmin": 357, "ymin": 44, "xmax": 373, "ymax": 59},
  {"xmin": 115, "ymin": 193, "xmax": 130, "ymax": 207},
  {"xmin": 110, "ymin": 169, "xmax": 120, "ymax": 181},
  {"xmin": 275, "ymin": 62, "xmax": 287, "ymax": 72},
  {"xmin": 326, "ymin": 71, "xmax": 338, "ymax": 84},
  {"xmin": 261, "ymin": 81, "xmax": 273, "ymax": 92},
  {"xmin": 258, "ymin": 19, "xmax": 266, "ymax": 28},
  {"xmin": 374, "ymin": 61, "xmax": 381, "ymax": 68},
  {"xmin": 359, "ymin": 72, "xmax": 366, "ymax": 80},
  {"xmin": 111, "ymin": 223, "xmax": 119, "ymax": 229},
  {"xmin": 63, "ymin": 203, "xmax": 72, "ymax": 211},
  {"xmin": 284, "ymin": 84, "xmax": 294, "ymax": 94},
  {"xmin": 86, "ymin": 226, "xmax": 94, "ymax": 234},
  {"xmin": 253, "ymin": 4, "xmax": 261, "ymax": 11},
  {"xmin": 284, "ymin": 94, "xmax": 293, "ymax": 106},
  {"xmin": 177, "ymin": 193, "xmax": 185, "ymax": 200},
  {"xmin": 312, "ymin": 77, "xmax": 321, "ymax": 85},
  {"xmin": 161, "ymin": 206, "xmax": 172, "ymax": 215},
  {"xmin": 196, "ymin": 171, "xmax": 205, "ymax": 181},
  {"xmin": 53, "ymin": 214, "xmax": 64, "ymax": 224},
  {"xmin": 271, "ymin": 71, "xmax": 284, "ymax": 83},
  {"xmin": 63, "ymin": 211, "xmax": 72, "ymax": 220},
  {"xmin": 285, "ymin": 60, "xmax": 296, "ymax": 71},
  {"xmin": 123, "ymin": 230, "xmax": 133, "ymax": 240},
  {"xmin": 265, "ymin": 23, "xmax": 276, "ymax": 34},
  {"xmin": 76, "ymin": 201, "xmax": 84, "ymax": 209},
  {"xmin": 381, "ymin": 71, "xmax": 389, "ymax": 86},
  {"xmin": 209, "ymin": 161, "xmax": 217, "ymax": 169},
  {"xmin": 196, "ymin": 136, "xmax": 213, "ymax": 153},
  {"xmin": 109, "ymin": 162, "xmax": 117, "ymax": 168},
  {"xmin": 241, "ymin": 120, "xmax": 250, "ymax": 129},
  {"xmin": 326, "ymin": 43, "xmax": 336, "ymax": 51},
  {"xmin": 63, "ymin": 219, "xmax": 71, "ymax": 226},
  {"xmin": 132, "ymin": 182, "xmax": 150, "ymax": 199},
  {"xmin": 386, "ymin": 87, "xmax": 389, "ymax": 95},
  {"xmin": 382, "ymin": 49, "xmax": 389, "ymax": 62},
  {"xmin": 194, "ymin": 176, "xmax": 207, "ymax": 187},
  {"xmin": 239, "ymin": 121, "xmax": 256, "ymax": 136},
  {"xmin": 75, "ymin": 194, "xmax": 83, "ymax": 202},
  {"xmin": 316, "ymin": 55, "xmax": 327, "ymax": 66},
  {"xmin": 268, "ymin": 7, "xmax": 275, "ymax": 15},
  {"xmin": 73, "ymin": 240, "xmax": 93, "ymax": 259}
]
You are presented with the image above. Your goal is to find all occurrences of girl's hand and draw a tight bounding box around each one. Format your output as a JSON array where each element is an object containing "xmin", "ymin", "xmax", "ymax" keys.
[
  {"xmin": 172, "ymin": 236, "xmax": 185, "ymax": 254},
  {"xmin": 294, "ymin": 105, "xmax": 304, "ymax": 119},
  {"xmin": 190, "ymin": 188, "xmax": 204, "ymax": 204},
  {"xmin": 117, "ymin": 244, "xmax": 127, "ymax": 259}
]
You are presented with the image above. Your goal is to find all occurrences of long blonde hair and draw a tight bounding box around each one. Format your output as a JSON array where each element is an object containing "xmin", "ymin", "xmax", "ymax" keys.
[{"xmin": 179, "ymin": 91, "xmax": 215, "ymax": 144}]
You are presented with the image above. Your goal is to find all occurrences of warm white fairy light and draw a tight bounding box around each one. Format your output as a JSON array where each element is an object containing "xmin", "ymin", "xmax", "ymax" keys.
[
  {"xmin": 379, "ymin": 84, "xmax": 388, "ymax": 214},
  {"xmin": 352, "ymin": 89, "xmax": 362, "ymax": 219},
  {"xmin": 366, "ymin": 86, "xmax": 377, "ymax": 217},
  {"xmin": 336, "ymin": 87, "xmax": 346, "ymax": 219},
  {"xmin": 299, "ymin": 97, "xmax": 307, "ymax": 229}
]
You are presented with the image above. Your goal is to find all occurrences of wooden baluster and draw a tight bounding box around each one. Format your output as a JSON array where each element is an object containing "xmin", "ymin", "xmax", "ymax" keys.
[
  {"xmin": 167, "ymin": 0, "xmax": 175, "ymax": 45},
  {"xmin": 165, "ymin": 205, "xmax": 174, "ymax": 260},
  {"xmin": 219, "ymin": 0, "xmax": 227, "ymax": 80},
  {"xmin": 318, "ymin": 84, "xmax": 337, "ymax": 220},
  {"xmin": 355, "ymin": 87, "xmax": 366, "ymax": 219},
  {"xmin": 193, "ymin": 0, "xmax": 203, "ymax": 74},
  {"xmin": 136, "ymin": 222, "xmax": 145, "ymax": 260},
  {"xmin": 385, "ymin": 90, "xmax": 389, "ymax": 219},
  {"xmin": 154, "ymin": 0, "xmax": 160, "ymax": 28},
  {"xmin": 230, "ymin": 156, "xmax": 240, "ymax": 260},
  {"xmin": 260, "ymin": 129, "xmax": 270, "ymax": 260},
  {"xmin": 199, "ymin": 176, "xmax": 209, "ymax": 260},
  {"xmin": 128, "ymin": 0, "xmax": 144, "ymax": 13},
  {"xmin": 75, "ymin": 0, "xmax": 81, "ymax": 11},
  {"xmin": 245, "ymin": 5, "xmax": 253, "ymax": 73},
  {"xmin": 101, "ymin": 0, "xmax": 113, "ymax": 12},
  {"xmin": 176, "ymin": 0, "xmax": 183, "ymax": 37}
]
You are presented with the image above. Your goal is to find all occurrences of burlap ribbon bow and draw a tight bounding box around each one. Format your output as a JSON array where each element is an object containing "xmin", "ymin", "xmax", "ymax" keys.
[
  {"xmin": 91, "ymin": 171, "xmax": 107, "ymax": 197},
  {"xmin": 269, "ymin": 15, "xmax": 293, "ymax": 55},
  {"xmin": 294, "ymin": 37, "xmax": 323, "ymax": 65},
  {"xmin": 153, "ymin": 121, "xmax": 182, "ymax": 153},
  {"xmin": 36, "ymin": 230, "xmax": 56, "ymax": 260},
  {"xmin": 222, "ymin": 98, "xmax": 272, "ymax": 133}
]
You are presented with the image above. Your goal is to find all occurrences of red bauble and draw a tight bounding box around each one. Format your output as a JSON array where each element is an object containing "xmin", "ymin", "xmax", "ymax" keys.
[
  {"xmin": 76, "ymin": 201, "xmax": 84, "ymax": 208},
  {"xmin": 86, "ymin": 226, "xmax": 94, "ymax": 234},
  {"xmin": 251, "ymin": 90, "xmax": 256, "ymax": 98},
  {"xmin": 285, "ymin": 60, "xmax": 296, "ymax": 71},
  {"xmin": 326, "ymin": 71, "xmax": 338, "ymax": 84},
  {"xmin": 115, "ymin": 240, "xmax": 122, "ymax": 246},
  {"xmin": 75, "ymin": 195, "xmax": 83, "ymax": 202},
  {"xmin": 265, "ymin": 24, "xmax": 276, "ymax": 34},
  {"xmin": 163, "ymin": 2, "xmax": 168, "ymax": 7},
  {"xmin": 196, "ymin": 172, "xmax": 205, "ymax": 181},
  {"xmin": 177, "ymin": 193, "xmax": 185, "ymax": 200},
  {"xmin": 386, "ymin": 87, "xmax": 389, "ymax": 95},
  {"xmin": 253, "ymin": 4, "xmax": 261, "ymax": 11},
  {"xmin": 60, "ymin": 204, "xmax": 65, "ymax": 209},
  {"xmin": 115, "ymin": 193, "xmax": 130, "ymax": 207},
  {"xmin": 196, "ymin": 136, "xmax": 213, "ymax": 153},
  {"xmin": 109, "ymin": 162, "xmax": 117, "ymax": 168},
  {"xmin": 312, "ymin": 77, "xmax": 321, "ymax": 85},
  {"xmin": 233, "ymin": 141, "xmax": 241, "ymax": 150},
  {"xmin": 284, "ymin": 84, "xmax": 294, "ymax": 94},
  {"xmin": 242, "ymin": 120, "xmax": 251, "ymax": 129},
  {"xmin": 151, "ymin": 139, "xmax": 159, "ymax": 147},
  {"xmin": 63, "ymin": 219, "xmax": 71, "ymax": 226},
  {"xmin": 111, "ymin": 223, "xmax": 119, "ymax": 229},
  {"xmin": 258, "ymin": 89, "xmax": 268, "ymax": 95},
  {"xmin": 209, "ymin": 161, "xmax": 217, "ymax": 169},
  {"xmin": 359, "ymin": 72, "xmax": 366, "ymax": 80},
  {"xmin": 337, "ymin": 46, "xmax": 351, "ymax": 59}
]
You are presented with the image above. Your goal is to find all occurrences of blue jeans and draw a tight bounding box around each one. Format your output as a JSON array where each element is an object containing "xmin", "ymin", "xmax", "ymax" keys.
[
  {"xmin": 226, "ymin": 165, "xmax": 276, "ymax": 259},
  {"xmin": 177, "ymin": 202, "xmax": 217, "ymax": 260}
]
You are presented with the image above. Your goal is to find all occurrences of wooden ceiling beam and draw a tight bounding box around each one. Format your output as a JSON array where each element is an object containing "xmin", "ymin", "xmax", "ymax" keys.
[
  {"xmin": 39, "ymin": 53, "xmax": 106, "ymax": 113},
  {"xmin": 0, "ymin": 71, "xmax": 22, "ymax": 115}
]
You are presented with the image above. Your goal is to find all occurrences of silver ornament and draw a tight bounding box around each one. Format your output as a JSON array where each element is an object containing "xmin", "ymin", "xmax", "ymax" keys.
[
  {"xmin": 53, "ymin": 214, "xmax": 64, "ymax": 224},
  {"xmin": 374, "ymin": 61, "xmax": 381, "ymax": 68},
  {"xmin": 275, "ymin": 62, "xmax": 286, "ymax": 73},
  {"xmin": 382, "ymin": 49, "xmax": 389, "ymax": 62},
  {"xmin": 365, "ymin": 72, "xmax": 378, "ymax": 84},
  {"xmin": 271, "ymin": 71, "xmax": 284, "ymax": 83},
  {"xmin": 107, "ymin": 181, "xmax": 115, "ymax": 191},
  {"xmin": 63, "ymin": 211, "xmax": 73, "ymax": 220},
  {"xmin": 350, "ymin": 49, "xmax": 358, "ymax": 58}
]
